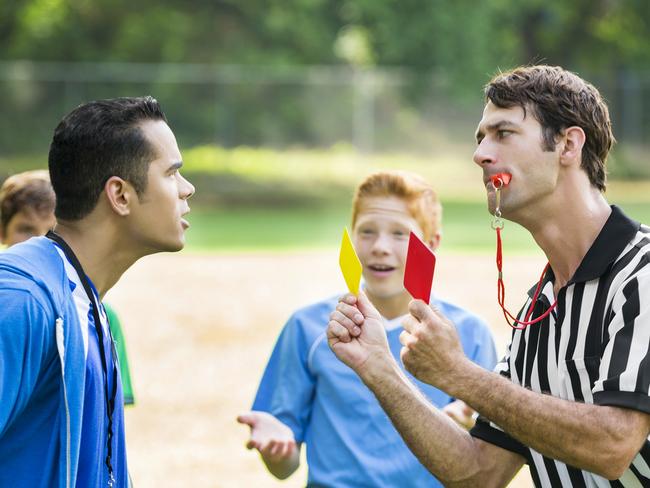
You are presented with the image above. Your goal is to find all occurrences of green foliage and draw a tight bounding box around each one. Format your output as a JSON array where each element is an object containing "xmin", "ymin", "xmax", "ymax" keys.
[
  {"xmin": 2, "ymin": 1, "xmax": 649, "ymax": 85},
  {"xmin": 1, "ymin": 1, "xmax": 648, "ymax": 162},
  {"xmin": 607, "ymin": 145, "xmax": 650, "ymax": 179}
]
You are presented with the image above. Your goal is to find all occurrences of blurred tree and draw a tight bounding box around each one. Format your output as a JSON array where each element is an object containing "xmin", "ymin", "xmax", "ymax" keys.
[
  {"xmin": 0, "ymin": 0, "xmax": 648, "ymax": 159},
  {"xmin": 1, "ymin": 0, "xmax": 648, "ymax": 73}
]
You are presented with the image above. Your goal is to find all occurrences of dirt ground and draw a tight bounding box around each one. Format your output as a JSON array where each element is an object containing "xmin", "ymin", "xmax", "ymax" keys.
[{"xmin": 106, "ymin": 251, "xmax": 545, "ymax": 487}]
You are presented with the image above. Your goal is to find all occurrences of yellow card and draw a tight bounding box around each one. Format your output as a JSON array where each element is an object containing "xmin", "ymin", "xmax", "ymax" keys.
[{"xmin": 339, "ymin": 227, "xmax": 362, "ymax": 295}]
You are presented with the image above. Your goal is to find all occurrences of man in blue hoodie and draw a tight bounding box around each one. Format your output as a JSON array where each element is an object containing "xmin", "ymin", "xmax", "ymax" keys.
[{"xmin": 0, "ymin": 97, "xmax": 195, "ymax": 487}]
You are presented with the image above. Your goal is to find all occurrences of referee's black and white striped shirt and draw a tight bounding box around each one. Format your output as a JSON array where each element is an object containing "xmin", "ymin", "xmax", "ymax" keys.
[{"xmin": 471, "ymin": 206, "xmax": 650, "ymax": 487}]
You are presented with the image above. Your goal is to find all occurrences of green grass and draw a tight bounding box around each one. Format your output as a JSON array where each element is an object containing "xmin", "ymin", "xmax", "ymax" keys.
[
  {"xmin": 184, "ymin": 199, "xmax": 650, "ymax": 254},
  {"xmin": 5, "ymin": 146, "xmax": 650, "ymax": 254},
  {"xmin": 184, "ymin": 206, "xmax": 349, "ymax": 252},
  {"xmin": 440, "ymin": 201, "xmax": 538, "ymax": 254}
]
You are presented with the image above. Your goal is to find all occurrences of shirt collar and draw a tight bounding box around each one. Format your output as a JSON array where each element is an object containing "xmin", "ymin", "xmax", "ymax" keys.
[
  {"xmin": 384, "ymin": 314, "xmax": 405, "ymax": 331},
  {"xmin": 527, "ymin": 205, "xmax": 640, "ymax": 298},
  {"xmin": 569, "ymin": 205, "xmax": 640, "ymax": 284}
]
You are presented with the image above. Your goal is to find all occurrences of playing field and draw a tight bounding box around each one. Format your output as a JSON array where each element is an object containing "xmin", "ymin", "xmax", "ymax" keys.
[{"xmin": 109, "ymin": 250, "xmax": 544, "ymax": 487}]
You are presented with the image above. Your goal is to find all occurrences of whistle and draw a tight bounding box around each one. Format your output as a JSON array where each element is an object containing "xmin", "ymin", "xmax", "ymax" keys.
[{"xmin": 490, "ymin": 173, "xmax": 512, "ymax": 189}]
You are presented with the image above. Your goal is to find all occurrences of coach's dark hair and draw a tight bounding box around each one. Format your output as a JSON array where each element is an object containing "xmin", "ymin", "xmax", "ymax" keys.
[
  {"xmin": 485, "ymin": 66, "xmax": 614, "ymax": 192},
  {"xmin": 48, "ymin": 96, "xmax": 167, "ymax": 220}
]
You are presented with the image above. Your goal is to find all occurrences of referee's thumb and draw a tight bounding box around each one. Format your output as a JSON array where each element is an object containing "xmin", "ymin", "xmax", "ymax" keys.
[
  {"xmin": 408, "ymin": 299, "xmax": 433, "ymax": 322},
  {"xmin": 357, "ymin": 290, "xmax": 382, "ymax": 321}
]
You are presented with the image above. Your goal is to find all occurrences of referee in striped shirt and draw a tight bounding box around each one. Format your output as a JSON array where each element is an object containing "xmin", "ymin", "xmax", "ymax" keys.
[{"xmin": 327, "ymin": 65, "xmax": 650, "ymax": 487}]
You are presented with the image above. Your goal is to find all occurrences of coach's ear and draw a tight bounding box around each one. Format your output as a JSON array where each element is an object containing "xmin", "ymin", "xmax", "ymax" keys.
[{"xmin": 104, "ymin": 176, "xmax": 133, "ymax": 217}]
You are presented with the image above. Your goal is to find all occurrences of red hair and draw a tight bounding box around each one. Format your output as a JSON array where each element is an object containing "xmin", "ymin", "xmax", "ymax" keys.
[{"xmin": 351, "ymin": 171, "xmax": 441, "ymax": 241}]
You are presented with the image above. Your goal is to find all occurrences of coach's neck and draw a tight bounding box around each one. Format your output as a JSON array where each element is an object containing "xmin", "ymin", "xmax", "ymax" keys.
[{"xmin": 54, "ymin": 211, "xmax": 141, "ymax": 300}]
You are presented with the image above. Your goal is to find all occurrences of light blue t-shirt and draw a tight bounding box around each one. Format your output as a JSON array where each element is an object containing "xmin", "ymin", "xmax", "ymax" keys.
[{"xmin": 253, "ymin": 294, "xmax": 498, "ymax": 488}]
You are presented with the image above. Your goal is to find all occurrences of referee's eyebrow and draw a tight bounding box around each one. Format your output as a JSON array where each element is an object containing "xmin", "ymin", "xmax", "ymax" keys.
[{"xmin": 475, "ymin": 120, "xmax": 518, "ymax": 144}]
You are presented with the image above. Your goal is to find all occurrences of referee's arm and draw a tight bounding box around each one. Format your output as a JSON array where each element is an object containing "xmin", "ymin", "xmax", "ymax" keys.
[
  {"xmin": 400, "ymin": 301, "xmax": 650, "ymax": 481},
  {"xmin": 356, "ymin": 355, "xmax": 527, "ymax": 488},
  {"xmin": 450, "ymin": 361, "xmax": 650, "ymax": 480},
  {"xmin": 328, "ymin": 294, "xmax": 526, "ymax": 487},
  {"xmin": 329, "ymin": 292, "xmax": 650, "ymax": 483}
]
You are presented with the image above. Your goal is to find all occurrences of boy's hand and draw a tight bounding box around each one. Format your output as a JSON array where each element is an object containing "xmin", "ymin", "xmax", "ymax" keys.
[
  {"xmin": 442, "ymin": 400, "xmax": 476, "ymax": 430},
  {"xmin": 237, "ymin": 411, "xmax": 297, "ymax": 462}
]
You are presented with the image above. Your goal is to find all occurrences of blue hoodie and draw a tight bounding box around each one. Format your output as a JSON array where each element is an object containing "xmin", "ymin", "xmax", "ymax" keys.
[{"xmin": 0, "ymin": 237, "xmax": 99, "ymax": 487}]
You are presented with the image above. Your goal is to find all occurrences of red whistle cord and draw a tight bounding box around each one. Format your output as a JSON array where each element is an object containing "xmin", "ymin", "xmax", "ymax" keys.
[{"xmin": 496, "ymin": 227, "xmax": 557, "ymax": 329}]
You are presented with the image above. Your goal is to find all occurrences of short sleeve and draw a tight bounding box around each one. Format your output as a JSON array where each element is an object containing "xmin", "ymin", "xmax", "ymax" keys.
[
  {"xmin": 0, "ymin": 288, "xmax": 55, "ymax": 436},
  {"xmin": 252, "ymin": 313, "xmax": 317, "ymax": 442},
  {"xmin": 593, "ymin": 267, "xmax": 650, "ymax": 413},
  {"xmin": 470, "ymin": 416, "xmax": 529, "ymax": 459}
]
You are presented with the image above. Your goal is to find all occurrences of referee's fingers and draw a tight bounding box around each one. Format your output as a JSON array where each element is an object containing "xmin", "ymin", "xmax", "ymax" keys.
[
  {"xmin": 399, "ymin": 329, "xmax": 416, "ymax": 348},
  {"xmin": 402, "ymin": 313, "xmax": 419, "ymax": 334},
  {"xmin": 408, "ymin": 299, "xmax": 432, "ymax": 321},
  {"xmin": 327, "ymin": 319, "xmax": 353, "ymax": 343}
]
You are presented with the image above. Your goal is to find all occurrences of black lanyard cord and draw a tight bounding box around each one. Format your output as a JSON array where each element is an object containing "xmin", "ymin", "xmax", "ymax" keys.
[{"xmin": 47, "ymin": 231, "xmax": 118, "ymax": 486}]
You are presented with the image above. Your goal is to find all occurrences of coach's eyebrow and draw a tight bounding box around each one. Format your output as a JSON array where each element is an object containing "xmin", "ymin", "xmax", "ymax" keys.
[{"xmin": 167, "ymin": 161, "xmax": 183, "ymax": 172}]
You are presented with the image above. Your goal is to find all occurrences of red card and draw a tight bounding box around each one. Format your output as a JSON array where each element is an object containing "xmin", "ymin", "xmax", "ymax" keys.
[{"xmin": 403, "ymin": 231, "xmax": 436, "ymax": 304}]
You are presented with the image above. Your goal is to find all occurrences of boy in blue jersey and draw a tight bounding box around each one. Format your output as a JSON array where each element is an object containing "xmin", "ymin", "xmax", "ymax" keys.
[
  {"xmin": 0, "ymin": 97, "xmax": 194, "ymax": 487},
  {"xmin": 238, "ymin": 171, "xmax": 497, "ymax": 487}
]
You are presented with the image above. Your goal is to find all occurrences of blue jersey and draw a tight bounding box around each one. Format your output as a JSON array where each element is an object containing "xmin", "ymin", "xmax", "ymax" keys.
[
  {"xmin": 253, "ymin": 294, "xmax": 498, "ymax": 488},
  {"xmin": 0, "ymin": 237, "xmax": 128, "ymax": 488},
  {"xmin": 55, "ymin": 245, "xmax": 128, "ymax": 487}
]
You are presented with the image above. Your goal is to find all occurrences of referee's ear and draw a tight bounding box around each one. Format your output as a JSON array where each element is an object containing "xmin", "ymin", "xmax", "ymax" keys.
[{"xmin": 559, "ymin": 126, "xmax": 586, "ymax": 167}]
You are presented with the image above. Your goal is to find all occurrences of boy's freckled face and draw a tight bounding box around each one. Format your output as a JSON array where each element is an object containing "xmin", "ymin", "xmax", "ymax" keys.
[
  {"xmin": 2, "ymin": 208, "xmax": 56, "ymax": 246},
  {"xmin": 352, "ymin": 196, "xmax": 426, "ymax": 300}
]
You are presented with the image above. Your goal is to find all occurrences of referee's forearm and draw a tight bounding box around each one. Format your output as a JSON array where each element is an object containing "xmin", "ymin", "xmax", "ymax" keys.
[
  {"xmin": 361, "ymin": 358, "xmax": 486, "ymax": 483},
  {"xmin": 450, "ymin": 361, "xmax": 647, "ymax": 479}
]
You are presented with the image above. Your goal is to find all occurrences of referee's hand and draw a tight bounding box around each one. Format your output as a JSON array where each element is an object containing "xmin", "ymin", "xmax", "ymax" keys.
[
  {"xmin": 327, "ymin": 291, "xmax": 392, "ymax": 379},
  {"xmin": 399, "ymin": 299, "xmax": 469, "ymax": 391}
]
